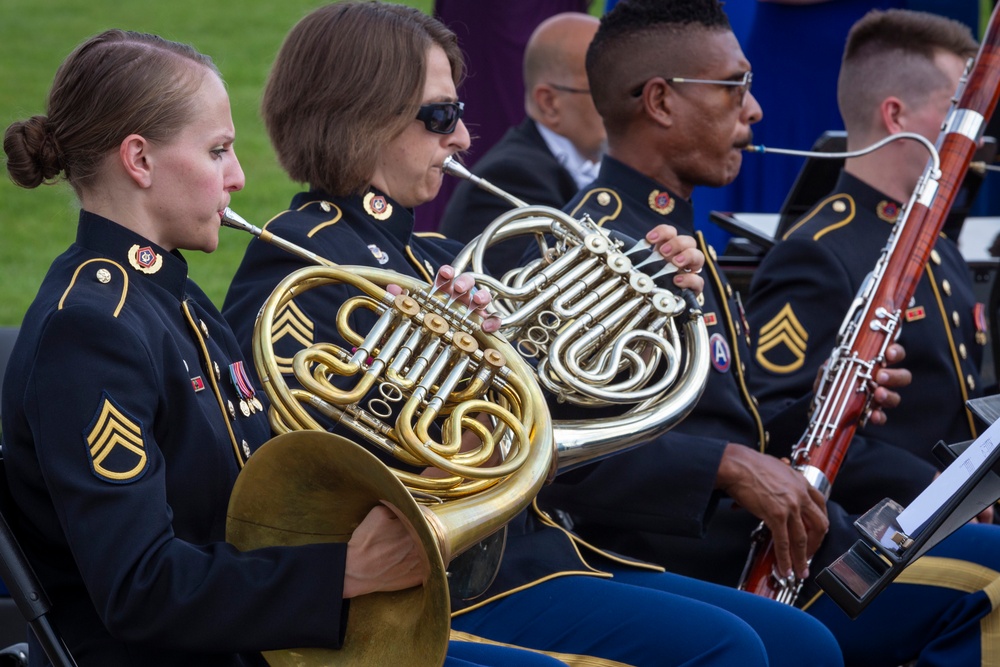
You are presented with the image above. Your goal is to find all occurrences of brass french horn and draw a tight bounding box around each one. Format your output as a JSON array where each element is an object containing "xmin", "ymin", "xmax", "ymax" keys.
[
  {"xmin": 443, "ymin": 157, "xmax": 711, "ymax": 465},
  {"xmin": 222, "ymin": 209, "xmax": 553, "ymax": 667}
]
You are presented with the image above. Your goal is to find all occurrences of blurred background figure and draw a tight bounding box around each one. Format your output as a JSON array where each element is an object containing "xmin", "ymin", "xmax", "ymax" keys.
[{"xmin": 439, "ymin": 12, "xmax": 603, "ymax": 276}]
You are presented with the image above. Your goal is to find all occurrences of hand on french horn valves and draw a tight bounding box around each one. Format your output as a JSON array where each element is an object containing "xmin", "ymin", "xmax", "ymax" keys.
[
  {"xmin": 645, "ymin": 224, "xmax": 705, "ymax": 294},
  {"xmin": 430, "ymin": 265, "xmax": 501, "ymax": 333}
]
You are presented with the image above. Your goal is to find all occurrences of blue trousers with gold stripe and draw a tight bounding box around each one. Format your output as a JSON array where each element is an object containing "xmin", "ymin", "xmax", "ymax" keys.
[
  {"xmin": 807, "ymin": 523, "xmax": 1000, "ymax": 667},
  {"xmin": 447, "ymin": 639, "xmax": 570, "ymax": 666},
  {"xmin": 452, "ymin": 569, "xmax": 844, "ymax": 667}
]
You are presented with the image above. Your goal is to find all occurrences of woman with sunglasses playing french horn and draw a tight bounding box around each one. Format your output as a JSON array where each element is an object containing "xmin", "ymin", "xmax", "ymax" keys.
[{"xmin": 221, "ymin": 3, "xmax": 847, "ymax": 666}]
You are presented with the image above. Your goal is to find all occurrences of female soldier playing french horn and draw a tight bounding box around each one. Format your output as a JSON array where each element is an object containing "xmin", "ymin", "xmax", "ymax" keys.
[
  {"xmin": 0, "ymin": 26, "xmax": 580, "ymax": 667},
  {"xmin": 222, "ymin": 3, "xmax": 845, "ymax": 666}
]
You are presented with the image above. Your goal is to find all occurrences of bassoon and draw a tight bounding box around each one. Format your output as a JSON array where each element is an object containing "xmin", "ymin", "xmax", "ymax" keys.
[{"xmin": 737, "ymin": 5, "xmax": 1000, "ymax": 605}]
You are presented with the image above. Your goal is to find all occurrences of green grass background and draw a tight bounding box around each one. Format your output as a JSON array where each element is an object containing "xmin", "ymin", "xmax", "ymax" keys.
[{"xmin": 0, "ymin": 0, "xmax": 435, "ymax": 326}]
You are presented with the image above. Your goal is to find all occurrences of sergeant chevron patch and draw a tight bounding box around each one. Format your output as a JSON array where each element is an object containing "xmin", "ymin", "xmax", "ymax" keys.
[
  {"xmin": 84, "ymin": 393, "xmax": 148, "ymax": 483},
  {"xmin": 272, "ymin": 300, "xmax": 315, "ymax": 374},
  {"xmin": 755, "ymin": 303, "xmax": 809, "ymax": 373}
]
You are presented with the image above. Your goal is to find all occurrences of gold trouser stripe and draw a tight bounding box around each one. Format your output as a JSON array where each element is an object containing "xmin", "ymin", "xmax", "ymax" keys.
[
  {"xmin": 451, "ymin": 570, "xmax": 612, "ymax": 617},
  {"xmin": 450, "ymin": 630, "xmax": 633, "ymax": 667},
  {"xmin": 895, "ymin": 556, "xmax": 1000, "ymax": 666}
]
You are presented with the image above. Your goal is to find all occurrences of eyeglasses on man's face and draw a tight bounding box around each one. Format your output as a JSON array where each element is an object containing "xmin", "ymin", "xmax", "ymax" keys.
[
  {"xmin": 632, "ymin": 71, "xmax": 753, "ymax": 105},
  {"xmin": 416, "ymin": 101, "xmax": 465, "ymax": 134},
  {"xmin": 548, "ymin": 82, "xmax": 591, "ymax": 95}
]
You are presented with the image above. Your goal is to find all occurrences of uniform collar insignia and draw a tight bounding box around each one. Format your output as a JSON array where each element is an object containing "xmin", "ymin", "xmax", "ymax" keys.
[
  {"xmin": 876, "ymin": 200, "xmax": 900, "ymax": 223},
  {"xmin": 128, "ymin": 244, "xmax": 163, "ymax": 274},
  {"xmin": 363, "ymin": 192, "xmax": 393, "ymax": 220},
  {"xmin": 648, "ymin": 189, "xmax": 675, "ymax": 215}
]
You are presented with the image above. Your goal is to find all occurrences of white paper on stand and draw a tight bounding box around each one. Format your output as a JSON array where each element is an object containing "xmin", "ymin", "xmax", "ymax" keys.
[{"xmin": 896, "ymin": 416, "xmax": 1000, "ymax": 536}]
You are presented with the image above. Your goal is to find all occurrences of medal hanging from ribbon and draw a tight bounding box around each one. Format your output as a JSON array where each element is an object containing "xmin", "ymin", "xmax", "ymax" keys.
[
  {"xmin": 229, "ymin": 361, "xmax": 264, "ymax": 416},
  {"xmin": 974, "ymin": 303, "xmax": 989, "ymax": 346}
]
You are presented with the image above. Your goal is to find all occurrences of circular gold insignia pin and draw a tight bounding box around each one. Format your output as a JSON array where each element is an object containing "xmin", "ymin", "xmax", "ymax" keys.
[
  {"xmin": 96, "ymin": 268, "xmax": 111, "ymax": 284},
  {"xmin": 597, "ymin": 192, "xmax": 611, "ymax": 206},
  {"xmin": 832, "ymin": 200, "xmax": 847, "ymax": 213},
  {"xmin": 128, "ymin": 244, "xmax": 163, "ymax": 274},
  {"xmin": 876, "ymin": 200, "xmax": 899, "ymax": 223},
  {"xmin": 648, "ymin": 190, "xmax": 675, "ymax": 215},
  {"xmin": 364, "ymin": 192, "xmax": 393, "ymax": 220}
]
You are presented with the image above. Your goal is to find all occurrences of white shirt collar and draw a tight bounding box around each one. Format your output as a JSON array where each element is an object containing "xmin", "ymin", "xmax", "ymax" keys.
[{"xmin": 534, "ymin": 121, "xmax": 601, "ymax": 190}]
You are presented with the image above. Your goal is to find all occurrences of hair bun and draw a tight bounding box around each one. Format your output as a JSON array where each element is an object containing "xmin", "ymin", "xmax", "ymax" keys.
[{"xmin": 3, "ymin": 115, "xmax": 63, "ymax": 188}]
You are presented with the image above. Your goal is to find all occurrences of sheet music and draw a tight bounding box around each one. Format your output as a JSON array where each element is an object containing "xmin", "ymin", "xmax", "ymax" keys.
[{"xmin": 896, "ymin": 416, "xmax": 1000, "ymax": 536}]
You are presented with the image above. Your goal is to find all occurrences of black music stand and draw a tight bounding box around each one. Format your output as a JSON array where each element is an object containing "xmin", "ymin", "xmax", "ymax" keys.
[
  {"xmin": 0, "ymin": 462, "xmax": 77, "ymax": 667},
  {"xmin": 816, "ymin": 394, "xmax": 1000, "ymax": 618}
]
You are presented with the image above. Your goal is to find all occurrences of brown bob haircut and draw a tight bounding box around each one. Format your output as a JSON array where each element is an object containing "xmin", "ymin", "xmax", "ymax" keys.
[{"xmin": 262, "ymin": 1, "xmax": 464, "ymax": 196}]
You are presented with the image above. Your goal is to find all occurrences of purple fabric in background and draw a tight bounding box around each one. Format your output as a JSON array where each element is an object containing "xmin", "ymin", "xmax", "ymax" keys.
[{"xmin": 416, "ymin": 0, "xmax": 592, "ymax": 231}]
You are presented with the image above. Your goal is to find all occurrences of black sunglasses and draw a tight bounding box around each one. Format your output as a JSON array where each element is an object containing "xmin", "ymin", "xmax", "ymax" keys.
[{"xmin": 416, "ymin": 101, "xmax": 465, "ymax": 134}]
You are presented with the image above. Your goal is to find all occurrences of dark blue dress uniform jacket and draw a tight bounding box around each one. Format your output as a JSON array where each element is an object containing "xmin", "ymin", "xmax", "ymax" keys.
[
  {"xmin": 221, "ymin": 189, "xmax": 651, "ymax": 617},
  {"xmin": 539, "ymin": 157, "xmax": 860, "ymax": 597},
  {"xmin": 0, "ymin": 212, "xmax": 349, "ymax": 666},
  {"xmin": 746, "ymin": 171, "xmax": 986, "ymax": 513}
]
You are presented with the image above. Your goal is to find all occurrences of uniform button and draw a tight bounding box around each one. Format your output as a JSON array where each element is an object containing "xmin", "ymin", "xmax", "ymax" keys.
[
  {"xmin": 968, "ymin": 374, "xmax": 976, "ymax": 391},
  {"xmin": 597, "ymin": 192, "xmax": 611, "ymax": 206},
  {"xmin": 960, "ymin": 343, "xmax": 968, "ymax": 359},
  {"xmin": 200, "ymin": 320, "xmax": 209, "ymax": 337},
  {"xmin": 942, "ymin": 280, "xmax": 951, "ymax": 296},
  {"xmin": 96, "ymin": 268, "xmax": 111, "ymax": 284},
  {"xmin": 321, "ymin": 201, "xmax": 332, "ymax": 212},
  {"xmin": 726, "ymin": 284, "xmax": 734, "ymax": 298},
  {"xmin": 952, "ymin": 311, "xmax": 960, "ymax": 327},
  {"xmin": 709, "ymin": 246, "xmax": 718, "ymax": 261},
  {"xmin": 930, "ymin": 249, "xmax": 941, "ymax": 265},
  {"xmin": 751, "ymin": 395, "xmax": 759, "ymax": 406},
  {"xmin": 832, "ymin": 200, "xmax": 846, "ymax": 213},
  {"xmin": 740, "ymin": 362, "xmax": 746, "ymax": 374},
  {"xmin": 697, "ymin": 293, "xmax": 705, "ymax": 306},
  {"xmin": 764, "ymin": 432, "xmax": 771, "ymax": 446},
  {"xmin": 242, "ymin": 440, "xmax": 251, "ymax": 458},
  {"xmin": 227, "ymin": 400, "xmax": 236, "ymax": 419},
  {"xmin": 215, "ymin": 361, "xmax": 222, "ymax": 380}
]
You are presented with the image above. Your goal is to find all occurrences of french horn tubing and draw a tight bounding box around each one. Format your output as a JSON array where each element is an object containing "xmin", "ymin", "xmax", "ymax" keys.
[
  {"xmin": 221, "ymin": 208, "xmax": 554, "ymax": 667},
  {"xmin": 443, "ymin": 157, "xmax": 710, "ymax": 466}
]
